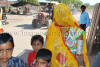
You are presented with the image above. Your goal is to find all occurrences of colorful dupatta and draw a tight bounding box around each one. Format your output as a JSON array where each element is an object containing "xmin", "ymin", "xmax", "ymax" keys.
[{"xmin": 45, "ymin": 4, "xmax": 90, "ymax": 67}]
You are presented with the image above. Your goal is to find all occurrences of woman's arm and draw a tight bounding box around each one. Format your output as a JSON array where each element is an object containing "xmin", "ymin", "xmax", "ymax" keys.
[{"xmin": 76, "ymin": 34, "xmax": 85, "ymax": 67}]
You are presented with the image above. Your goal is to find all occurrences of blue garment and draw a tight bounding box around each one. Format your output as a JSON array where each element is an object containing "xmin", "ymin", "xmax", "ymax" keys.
[
  {"xmin": 79, "ymin": 11, "xmax": 90, "ymax": 27},
  {"xmin": 92, "ymin": 52, "xmax": 100, "ymax": 67},
  {"xmin": 0, "ymin": 57, "xmax": 26, "ymax": 67}
]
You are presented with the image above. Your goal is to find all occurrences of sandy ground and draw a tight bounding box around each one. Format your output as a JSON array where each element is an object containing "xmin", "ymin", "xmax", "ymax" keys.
[{"xmin": 2, "ymin": 10, "xmax": 93, "ymax": 64}]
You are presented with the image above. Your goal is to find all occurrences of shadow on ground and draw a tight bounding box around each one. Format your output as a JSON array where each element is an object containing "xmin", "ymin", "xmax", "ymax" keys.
[
  {"xmin": 16, "ymin": 24, "xmax": 48, "ymax": 30},
  {"xmin": 17, "ymin": 49, "xmax": 32, "ymax": 63},
  {"xmin": 16, "ymin": 24, "xmax": 36, "ymax": 30}
]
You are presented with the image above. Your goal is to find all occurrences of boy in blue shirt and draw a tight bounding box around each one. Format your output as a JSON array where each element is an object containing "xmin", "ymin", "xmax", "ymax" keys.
[
  {"xmin": 0, "ymin": 33, "xmax": 25, "ymax": 67},
  {"xmin": 79, "ymin": 5, "xmax": 90, "ymax": 31}
]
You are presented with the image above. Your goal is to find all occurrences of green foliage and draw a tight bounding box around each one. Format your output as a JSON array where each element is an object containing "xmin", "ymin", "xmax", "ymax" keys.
[
  {"xmin": 84, "ymin": 3, "xmax": 91, "ymax": 8},
  {"xmin": 18, "ymin": 0, "xmax": 39, "ymax": 5}
]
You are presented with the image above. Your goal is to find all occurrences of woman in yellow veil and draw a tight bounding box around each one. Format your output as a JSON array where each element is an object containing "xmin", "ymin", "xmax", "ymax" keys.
[{"xmin": 45, "ymin": 4, "xmax": 90, "ymax": 67}]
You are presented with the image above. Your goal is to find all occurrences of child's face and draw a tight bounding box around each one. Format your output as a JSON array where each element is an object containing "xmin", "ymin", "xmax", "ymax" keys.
[
  {"xmin": 32, "ymin": 40, "xmax": 43, "ymax": 52},
  {"xmin": 36, "ymin": 58, "xmax": 50, "ymax": 67},
  {"xmin": 0, "ymin": 42, "xmax": 13, "ymax": 63},
  {"xmin": 81, "ymin": 8, "xmax": 85, "ymax": 12}
]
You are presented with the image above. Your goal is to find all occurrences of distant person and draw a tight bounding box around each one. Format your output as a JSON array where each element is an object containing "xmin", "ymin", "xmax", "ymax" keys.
[
  {"xmin": 0, "ymin": 8, "xmax": 3, "ymax": 20},
  {"xmin": 27, "ymin": 35, "xmax": 44, "ymax": 67},
  {"xmin": 92, "ymin": 52, "xmax": 100, "ymax": 67},
  {"xmin": 0, "ymin": 33, "xmax": 26, "ymax": 67},
  {"xmin": 2, "ymin": 7, "xmax": 7, "ymax": 21},
  {"xmin": 0, "ymin": 8, "xmax": 3, "ymax": 33},
  {"xmin": 0, "ymin": 22, "xmax": 3, "ymax": 33},
  {"xmin": 51, "ymin": 5, "xmax": 54, "ymax": 21},
  {"xmin": 2, "ymin": 12, "xmax": 7, "ymax": 21},
  {"xmin": 47, "ymin": 3, "xmax": 52, "ymax": 15},
  {"xmin": 35, "ymin": 48, "xmax": 52, "ymax": 67},
  {"xmin": 79, "ymin": 5, "xmax": 90, "ymax": 31}
]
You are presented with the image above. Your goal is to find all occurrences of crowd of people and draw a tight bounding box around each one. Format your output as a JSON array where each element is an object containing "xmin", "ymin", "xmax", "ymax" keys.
[{"xmin": 0, "ymin": 3, "xmax": 99, "ymax": 67}]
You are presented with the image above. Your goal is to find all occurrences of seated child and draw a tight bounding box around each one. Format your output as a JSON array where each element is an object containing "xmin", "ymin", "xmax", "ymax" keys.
[
  {"xmin": 35, "ymin": 48, "xmax": 52, "ymax": 67},
  {"xmin": 27, "ymin": 35, "xmax": 44, "ymax": 67},
  {"xmin": 0, "ymin": 33, "xmax": 25, "ymax": 67}
]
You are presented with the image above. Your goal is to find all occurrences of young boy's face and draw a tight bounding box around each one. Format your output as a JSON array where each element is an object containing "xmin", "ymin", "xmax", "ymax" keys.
[
  {"xmin": 81, "ymin": 8, "xmax": 85, "ymax": 12},
  {"xmin": 0, "ymin": 42, "xmax": 13, "ymax": 63},
  {"xmin": 36, "ymin": 58, "xmax": 50, "ymax": 67},
  {"xmin": 32, "ymin": 40, "xmax": 43, "ymax": 53}
]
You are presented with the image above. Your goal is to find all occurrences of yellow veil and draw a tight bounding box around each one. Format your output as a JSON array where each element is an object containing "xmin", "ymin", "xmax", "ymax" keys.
[{"xmin": 45, "ymin": 4, "xmax": 89, "ymax": 67}]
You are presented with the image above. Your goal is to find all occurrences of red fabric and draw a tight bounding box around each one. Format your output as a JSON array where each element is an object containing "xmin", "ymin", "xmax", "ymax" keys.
[{"xmin": 27, "ymin": 51, "xmax": 36, "ymax": 66}]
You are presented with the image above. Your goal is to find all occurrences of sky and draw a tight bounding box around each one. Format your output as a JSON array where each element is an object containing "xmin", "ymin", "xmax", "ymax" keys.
[
  {"xmin": 8, "ymin": 0, "xmax": 100, "ymax": 5},
  {"xmin": 8, "ymin": 0, "xmax": 17, "ymax": 1},
  {"xmin": 80, "ymin": 0, "xmax": 100, "ymax": 5},
  {"xmin": 38, "ymin": 0, "xmax": 100, "ymax": 5}
]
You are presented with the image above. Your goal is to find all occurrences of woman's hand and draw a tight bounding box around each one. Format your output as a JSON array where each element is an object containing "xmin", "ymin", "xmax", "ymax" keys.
[{"xmin": 76, "ymin": 54, "xmax": 85, "ymax": 67}]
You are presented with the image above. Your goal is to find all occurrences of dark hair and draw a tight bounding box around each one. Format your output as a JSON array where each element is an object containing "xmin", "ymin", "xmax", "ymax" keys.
[
  {"xmin": 81, "ymin": 5, "xmax": 86, "ymax": 9},
  {"xmin": 36, "ymin": 48, "xmax": 52, "ymax": 63},
  {"xmin": 31, "ymin": 35, "xmax": 44, "ymax": 45},
  {"xmin": 0, "ymin": 33, "xmax": 14, "ymax": 48}
]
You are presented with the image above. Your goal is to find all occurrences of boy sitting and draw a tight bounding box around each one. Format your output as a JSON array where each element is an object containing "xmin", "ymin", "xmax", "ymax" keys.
[{"xmin": 0, "ymin": 33, "xmax": 25, "ymax": 67}]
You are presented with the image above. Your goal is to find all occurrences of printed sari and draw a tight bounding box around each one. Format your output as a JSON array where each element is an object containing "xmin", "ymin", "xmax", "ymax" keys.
[{"xmin": 45, "ymin": 4, "xmax": 89, "ymax": 67}]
